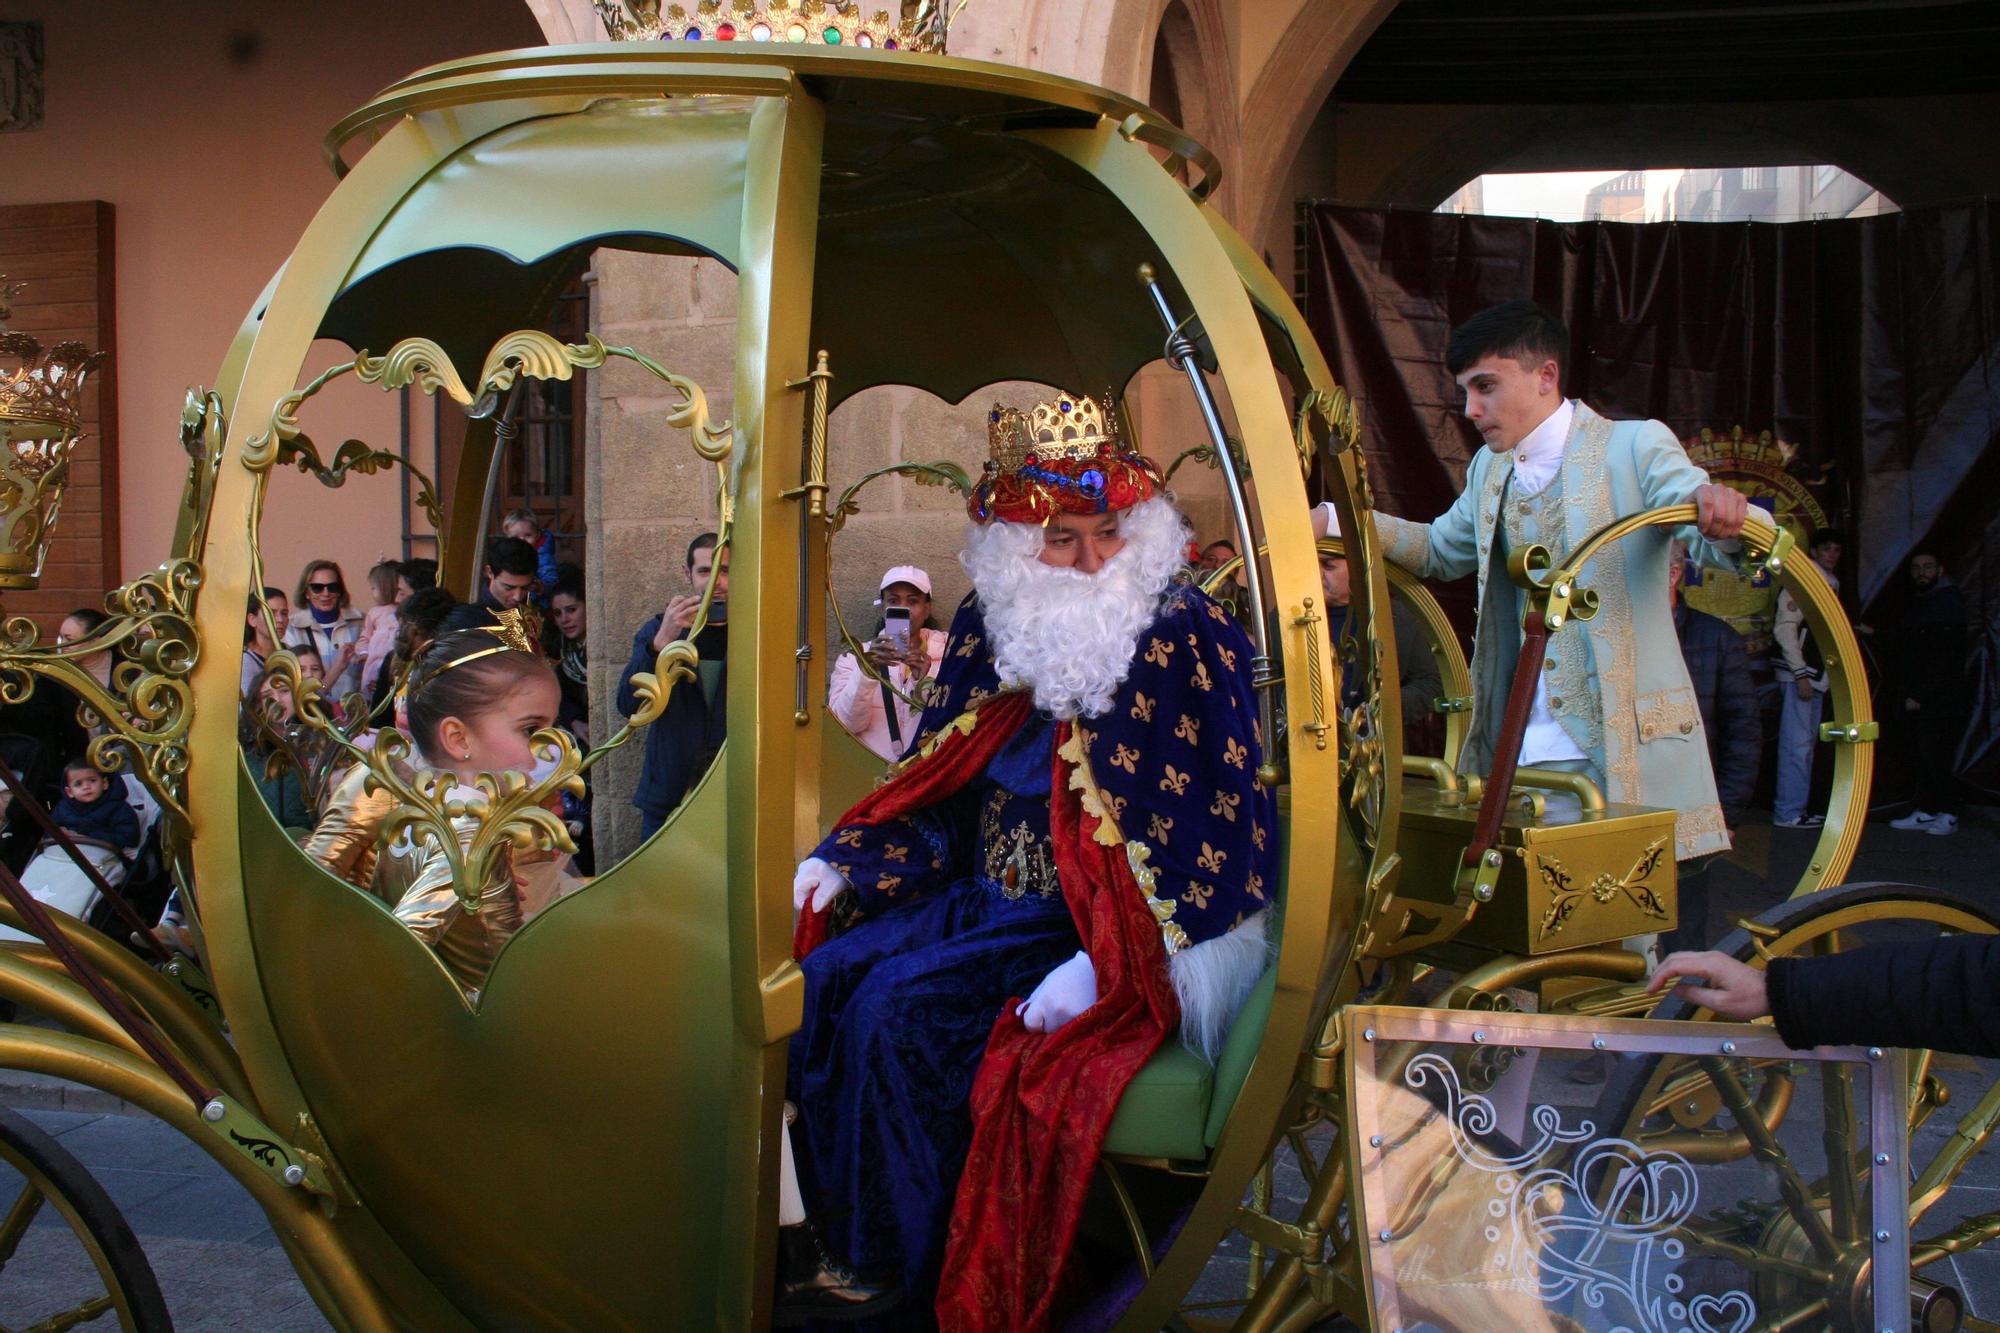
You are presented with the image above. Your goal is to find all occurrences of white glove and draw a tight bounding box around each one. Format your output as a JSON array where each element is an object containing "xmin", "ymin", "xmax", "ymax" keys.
[
  {"xmin": 1313, "ymin": 500, "xmax": 1343, "ymax": 539},
  {"xmin": 1016, "ymin": 951, "xmax": 1097, "ymax": 1033},
  {"xmin": 792, "ymin": 857, "xmax": 848, "ymax": 912}
]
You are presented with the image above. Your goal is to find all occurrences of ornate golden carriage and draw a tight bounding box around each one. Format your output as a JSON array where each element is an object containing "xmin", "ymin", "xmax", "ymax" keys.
[{"xmin": 0, "ymin": 17, "xmax": 1984, "ymax": 1333}]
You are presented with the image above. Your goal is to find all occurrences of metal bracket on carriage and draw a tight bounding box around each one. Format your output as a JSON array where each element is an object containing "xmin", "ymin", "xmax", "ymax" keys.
[
  {"xmin": 197, "ymin": 1094, "xmax": 337, "ymax": 1202},
  {"xmin": 161, "ymin": 952, "xmax": 223, "ymax": 1023},
  {"xmin": 1449, "ymin": 540, "xmax": 1599, "ymax": 907}
]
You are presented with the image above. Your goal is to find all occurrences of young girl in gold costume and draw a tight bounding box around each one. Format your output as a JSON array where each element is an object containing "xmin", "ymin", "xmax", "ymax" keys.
[{"xmin": 389, "ymin": 625, "xmax": 579, "ymax": 996}]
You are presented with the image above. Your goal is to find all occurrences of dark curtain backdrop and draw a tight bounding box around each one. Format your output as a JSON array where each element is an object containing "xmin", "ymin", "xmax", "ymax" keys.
[{"xmin": 1300, "ymin": 200, "xmax": 2000, "ymax": 795}]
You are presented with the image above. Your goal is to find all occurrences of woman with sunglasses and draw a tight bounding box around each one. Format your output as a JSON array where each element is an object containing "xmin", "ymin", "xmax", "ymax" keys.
[{"xmin": 284, "ymin": 559, "xmax": 367, "ymax": 700}]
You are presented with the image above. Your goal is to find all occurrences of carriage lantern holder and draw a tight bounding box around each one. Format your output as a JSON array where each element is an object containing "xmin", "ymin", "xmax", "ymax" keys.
[{"xmin": 0, "ymin": 278, "xmax": 107, "ymax": 591}]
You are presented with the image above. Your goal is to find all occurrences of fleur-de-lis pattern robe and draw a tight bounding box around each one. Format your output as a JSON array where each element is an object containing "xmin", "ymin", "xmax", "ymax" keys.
[{"xmin": 788, "ymin": 582, "xmax": 1274, "ymax": 1325}]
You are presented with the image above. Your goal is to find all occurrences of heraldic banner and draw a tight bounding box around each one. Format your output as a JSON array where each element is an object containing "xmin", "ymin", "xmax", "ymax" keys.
[{"xmin": 1298, "ymin": 198, "xmax": 2000, "ymax": 795}]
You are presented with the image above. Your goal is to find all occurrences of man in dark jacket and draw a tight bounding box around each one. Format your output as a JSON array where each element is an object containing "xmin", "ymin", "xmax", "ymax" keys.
[
  {"xmin": 617, "ymin": 533, "xmax": 728, "ymax": 842},
  {"xmin": 1663, "ymin": 546, "xmax": 1760, "ymax": 951},
  {"xmin": 1318, "ymin": 551, "xmax": 1444, "ymax": 727},
  {"xmin": 1886, "ymin": 549, "xmax": 1970, "ymax": 836},
  {"xmin": 1653, "ymin": 935, "xmax": 2000, "ymax": 1059}
]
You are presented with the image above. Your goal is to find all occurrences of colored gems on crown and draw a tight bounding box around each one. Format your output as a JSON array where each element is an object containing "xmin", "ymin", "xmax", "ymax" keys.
[
  {"xmin": 972, "ymin": 390, "xmax": 1160, "ymax": 525},
  {"xmin": 592, "ymin": 0, "xmax": 948, "ymax": 53},
  {"xmin": 987, "ymin": 393, "xmax": 1118, "ymax": 467}
]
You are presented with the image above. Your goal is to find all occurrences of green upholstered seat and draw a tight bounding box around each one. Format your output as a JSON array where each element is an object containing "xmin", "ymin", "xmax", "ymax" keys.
[{"xmin": 1101, "ymin": 962, "xmax": 1278, "ymax": 1162}]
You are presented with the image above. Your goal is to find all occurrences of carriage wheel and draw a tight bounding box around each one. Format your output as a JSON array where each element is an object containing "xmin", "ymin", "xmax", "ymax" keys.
[
  {"xmin": 1602, "ymin": 881, "xmax": 2000, "ymax": 1333},
  {"xmin": 0, "ymin": 1104, "xmax": 172, "ymax": 1332}
]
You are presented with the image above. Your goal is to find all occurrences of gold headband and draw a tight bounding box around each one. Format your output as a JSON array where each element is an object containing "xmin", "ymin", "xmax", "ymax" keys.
[{"xmin": 419, "ymin": 607, "xmax": 542, "ymax": 687}]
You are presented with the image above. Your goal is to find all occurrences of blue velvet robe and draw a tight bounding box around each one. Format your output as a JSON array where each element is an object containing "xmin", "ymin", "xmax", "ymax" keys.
[{"xmin": 789, "ymin": 584, "xmax": 1274, "ymax": 1322}]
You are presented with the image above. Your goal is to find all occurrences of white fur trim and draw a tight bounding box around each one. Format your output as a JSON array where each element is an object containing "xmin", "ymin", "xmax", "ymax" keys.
[{"xmin": 1169, "ymin": 909, "xmax": 1271, "ymax": 1063}]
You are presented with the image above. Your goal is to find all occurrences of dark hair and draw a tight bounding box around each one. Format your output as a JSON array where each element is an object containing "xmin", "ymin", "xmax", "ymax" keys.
[
  {"xmin": 1809, "ymin": 527, "xmax": 1845, "ymax": 549},
  {"xmin": 397, "ymin": 586, "xmax": 457, "ymax": 636},
  {"xmin": 1911, "ymin": 548, "xmax": 1943, "ymax": 566},
  {"xmin": 62, "ymin": 755, "xmax": 103, "ymax": 782},
  {"xmin": 686, "ymin": 531, "xmax": 719, "ymax": 571},
  {"xmin": 63, "ymin": 607, "xmax": 108, "ymax": 637},
  {"xmin": 402, "ymin": 558, "xmax": 439, "ymax": 591},
  {"xmin": 1445, "ymin": 299, "xmax": 1569, "ymax": 381},
  {"xmin": 1203, "ymin": 539, "xmax": 1237, "ymax": 557},
  {"xmin": 406, "ymin": 628, "xmax": 554, "ymax": 764},
  {"xmin": 551, "ymin": 563, "xmax": 585, "ymax": 602},
  {"xmin": 484, "ymin": 537, "xmax": 538, "ymax": 580},
  {"xmin": 291, "ymin": 642, "xmax": 323, "ymax": 665},
  {"xmin": 440, "ymin": 603, "xmax": 507, "ymax": 635},
  {"xmin": 296, "ymin": 559, "xmax": 350, "ymax": 611}
]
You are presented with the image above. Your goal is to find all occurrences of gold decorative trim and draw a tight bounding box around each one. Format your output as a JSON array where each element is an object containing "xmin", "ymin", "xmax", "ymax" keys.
[
  {"xmin": 1673, "ymin": 801, "xmax": 1729, "ymax": 861},
  {"xmin": 0, "ymin": 559, "xmax": 204, "ymax": 829},
  {"xmin": 1534, "ymin": 836, "xmax": 1669, "ymax": 942},
  {"xmin": 1059, "ymin": 725, "xmax": 1187, "ymax": 954},
  {"xmin": 362, "ymin": 728, "xmax": 585, "ymax": 914}
]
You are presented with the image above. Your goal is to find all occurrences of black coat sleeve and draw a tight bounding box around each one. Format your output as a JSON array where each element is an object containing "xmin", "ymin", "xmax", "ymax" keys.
[{"xmin": 1767, "ymin": 933, "xmax": 2000, "ymax": 1058}]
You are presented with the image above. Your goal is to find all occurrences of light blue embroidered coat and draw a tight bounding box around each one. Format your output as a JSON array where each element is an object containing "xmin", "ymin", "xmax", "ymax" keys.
[{"xmin": 1374, "ymin": 401, "xmax": 1735, "ymax": 860}]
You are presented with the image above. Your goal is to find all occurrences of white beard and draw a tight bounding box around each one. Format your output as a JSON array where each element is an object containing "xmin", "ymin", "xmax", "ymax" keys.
[{"xmin": 960, "ymin": 497, "xmax": 1192, "ymax": 720}]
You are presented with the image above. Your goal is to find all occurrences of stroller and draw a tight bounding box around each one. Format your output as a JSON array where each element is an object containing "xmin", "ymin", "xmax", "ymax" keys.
[{"xmin": 0, "ymin": 767, "xmax": 160, "ymax": 946}]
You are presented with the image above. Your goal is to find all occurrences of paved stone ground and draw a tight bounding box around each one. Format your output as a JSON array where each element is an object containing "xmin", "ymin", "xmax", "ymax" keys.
[{"xmin": 0, "ymin": 803, "xmax": 1992, "ymax": 1328}]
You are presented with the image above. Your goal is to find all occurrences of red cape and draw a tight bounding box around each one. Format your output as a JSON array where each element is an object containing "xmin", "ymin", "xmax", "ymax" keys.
[{"xmin": 794, "ymin": 692, "xmax": 1178, "ymax": 1331}]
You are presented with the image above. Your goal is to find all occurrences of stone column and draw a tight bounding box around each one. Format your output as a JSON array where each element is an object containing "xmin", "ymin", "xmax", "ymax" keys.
[{"xmin": 584, "ymin": 250, "xmax": 739, "ymax": 863}]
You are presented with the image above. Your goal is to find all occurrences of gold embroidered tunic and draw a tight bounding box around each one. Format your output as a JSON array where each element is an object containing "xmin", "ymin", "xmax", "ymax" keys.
[{"xmin": 1372, "ymin": 401, "xmax": 1732, "ymax": 859}]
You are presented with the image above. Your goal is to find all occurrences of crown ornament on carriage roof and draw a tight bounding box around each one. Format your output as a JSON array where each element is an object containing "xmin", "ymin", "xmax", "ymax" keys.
[
  {"xmin": 592, "ymin": 0, "xmax": 958, "ymax": 52},
  {"xmin": 0, "ymin": 278, "xmax": 108, "ymax": 590},
  {"xmin": 972, "ymin": 390, "xmax": 1161, "ymax": 525}
]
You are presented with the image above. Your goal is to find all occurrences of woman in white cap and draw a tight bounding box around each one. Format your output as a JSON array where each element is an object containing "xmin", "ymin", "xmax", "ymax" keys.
[{"xmin": 829, "ymin": 565, "xmax": 946, "ymax": 761}]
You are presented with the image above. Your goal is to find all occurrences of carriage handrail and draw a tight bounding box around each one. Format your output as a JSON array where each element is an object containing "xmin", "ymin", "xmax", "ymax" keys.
[
  {"xmin": 1139, "ymin": 264, "xmax": 1281, "ymax": 785},
  {"xmin": 1203, "ymin": 538, "xmax": 1474, "ymax": 766},
  {"xmin": 1508, "ymin": 502, "xmax": 1873, "ymax": 900}
]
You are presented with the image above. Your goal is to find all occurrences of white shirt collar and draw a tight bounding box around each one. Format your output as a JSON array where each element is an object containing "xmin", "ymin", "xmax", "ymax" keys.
[{"xmin": 1509, "ymin": 397, "xmax": 1575, "ymax": 495}]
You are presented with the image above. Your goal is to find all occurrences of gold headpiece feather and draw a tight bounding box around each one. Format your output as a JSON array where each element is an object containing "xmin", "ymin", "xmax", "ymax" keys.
[{"xmin": 419, "ymin": 607, "xmax": 544, "ymax": 687}]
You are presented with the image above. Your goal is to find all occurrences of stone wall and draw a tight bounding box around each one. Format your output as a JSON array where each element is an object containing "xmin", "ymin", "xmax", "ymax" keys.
[{"xmin": 584, "ymin": 249, "xmax": 741, "ymax": 863}]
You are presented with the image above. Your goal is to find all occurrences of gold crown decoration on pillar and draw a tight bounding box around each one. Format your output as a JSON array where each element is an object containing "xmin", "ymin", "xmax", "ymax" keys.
[
  {"xmin": 592, "ymin": 0, "xmax": 956, "ymax": 53},
  {"xmin": 0, "ymin": 279, "xmax": 107, "ymax": 590}
]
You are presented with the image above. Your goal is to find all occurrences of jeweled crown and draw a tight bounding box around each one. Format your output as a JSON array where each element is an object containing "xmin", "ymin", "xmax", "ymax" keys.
[
  {"xmin": 593, "ymin": 0, "xmax": 950, "ymax": 52},
  {"xmin": 0, "ymin": 279, "xmax": 107, "ymax": 590},
  {"xmin": 987, "ymin": 393, "xmax": 1119, "ymax": 469},
  {"xmin": 971, "ymin": 390, "xmax": 1159, "ymax": 525}
]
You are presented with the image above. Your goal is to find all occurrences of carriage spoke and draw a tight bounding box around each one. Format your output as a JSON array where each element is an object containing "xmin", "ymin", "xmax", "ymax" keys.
[
  {"xmin": 1819, "ymin": 1059, "xmax": 1862, "ymax": 1242},
  {"xmin": 1674, "ymin": 1225, "xmax": 1829, "ymax": 1287},
  {"xmin": 1911, "ymin": 1075, "xmax": 2000, "ymax": 1225},
  {"xmin": 20, "ymin": 1295, "xmax": 116, "ymax": 1333},
  {"xmin": 0, "ymin": 1180, "xmax": 46, "ymax": 1266},
  {"xmin": 1908, "ymin": 1047, "xmax": 1936, "ymax": 1128},
  {"xmin": 1912, "ymin": 1206, "xmax": 2000, "ymax": 1268},
  {"xmin": 1747, "ymin": 1295, "xmax": 1830, "ymax": 1332},
  {"xmin": 21, "ymin": 1293, "xmax": 116, "ymax": 1333},
  {"xmin": 1700, "ymin": 1057, "xmax": 1842, "ymax": 1263}
]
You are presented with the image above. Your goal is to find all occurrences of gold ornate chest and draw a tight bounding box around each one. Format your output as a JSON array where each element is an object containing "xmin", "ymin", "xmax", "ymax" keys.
[{"xmin": 1394, "ymin": 779, "xmax": 1678, "ymax": 956}]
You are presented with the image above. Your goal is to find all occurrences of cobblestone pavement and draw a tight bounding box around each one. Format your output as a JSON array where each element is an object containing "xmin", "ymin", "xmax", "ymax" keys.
[{"xmin": 0, "ymin": 804, "xmax": 1992, "ymax": 1329}]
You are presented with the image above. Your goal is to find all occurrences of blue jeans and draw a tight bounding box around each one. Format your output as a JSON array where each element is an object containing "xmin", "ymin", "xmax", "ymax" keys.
[{"xmin": 1774, "ymin": 683, "xmax": 1823, "ymax": 821}]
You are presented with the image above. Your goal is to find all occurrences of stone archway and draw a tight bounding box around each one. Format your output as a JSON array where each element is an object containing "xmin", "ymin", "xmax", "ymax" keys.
[{"xmin": 1235, "ymin": 0, "xmax": 1401, "ymax": 258}]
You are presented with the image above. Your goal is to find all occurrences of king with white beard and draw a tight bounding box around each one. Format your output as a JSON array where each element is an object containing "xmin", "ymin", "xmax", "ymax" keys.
[{"xmin": 787, "ymin": 392, "xmax": 1275, "ymax": 1332}]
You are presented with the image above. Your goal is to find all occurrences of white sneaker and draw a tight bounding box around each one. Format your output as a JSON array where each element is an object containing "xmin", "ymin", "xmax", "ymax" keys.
[
  {"xmin": 1774, "ymin": 814, "xmax": 1824, "ymax": 828},
  {"xmin": 1890, "ymin": 810, "xmax": 1937, "ymax": 831},
  {"xmin": 1927, "ymin": 813, "xmax": 1960, "ymax": 836}
]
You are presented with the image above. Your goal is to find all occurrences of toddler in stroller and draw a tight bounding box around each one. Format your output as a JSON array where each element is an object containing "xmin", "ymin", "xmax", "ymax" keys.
[{"xmin": 0, "ymin": 757, "xmax": 145, "ymax": 942}]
